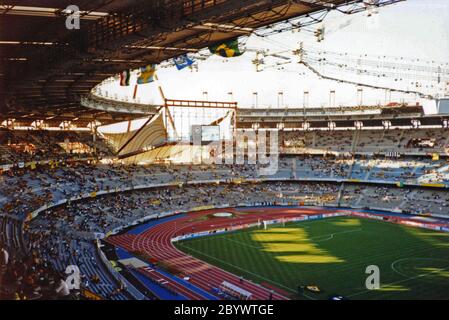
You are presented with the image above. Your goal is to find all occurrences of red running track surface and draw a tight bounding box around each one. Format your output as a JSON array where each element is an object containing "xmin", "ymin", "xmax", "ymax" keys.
[{"xmin": 108, "ymin": 207, "xmax": 344, "ymax": 300}]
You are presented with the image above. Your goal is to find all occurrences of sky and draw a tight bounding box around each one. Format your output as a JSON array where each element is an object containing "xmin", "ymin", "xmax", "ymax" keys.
[{"xmin": 97, "ymin": 0, "xmax": 449, "ymax": 117}]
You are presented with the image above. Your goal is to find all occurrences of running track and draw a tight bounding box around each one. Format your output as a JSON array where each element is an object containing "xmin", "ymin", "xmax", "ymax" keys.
[{"xmin": 108, "ymin": 207, "xmax": 347, "ymax": 300}]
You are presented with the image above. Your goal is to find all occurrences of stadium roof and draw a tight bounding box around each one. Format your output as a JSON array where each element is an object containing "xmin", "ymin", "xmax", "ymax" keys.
[{"xmin": 0, "ymin": 0, "xmax": 404, "ymax": 126}]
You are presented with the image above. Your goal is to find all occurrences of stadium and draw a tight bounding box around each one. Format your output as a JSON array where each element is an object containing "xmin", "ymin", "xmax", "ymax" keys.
[{"xmin": 1, "ymin": 0, "xmax": 449, "ymax": 304}]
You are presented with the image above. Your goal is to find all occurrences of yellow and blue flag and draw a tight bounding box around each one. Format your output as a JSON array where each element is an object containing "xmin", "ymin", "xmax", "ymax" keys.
[{"xmin": 137, "ymin": 64, "xmax": 156, "ymax": 84}]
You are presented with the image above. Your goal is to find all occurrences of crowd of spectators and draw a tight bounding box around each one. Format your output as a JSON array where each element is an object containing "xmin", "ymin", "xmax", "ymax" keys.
[
  {"xmin": 0, "ymin": 128, "xmax": 113, "ymax": 165},
  {"xmin": 0, "ymin": 242, "xmax": 74, "ymax": 300},
  {"xmin": 1, "ymin": 157, "xmax": 448, "ymax": 300},
  {"xmin": 281, "ymin": 128, "xmax": 449, "ymax": 155},
  {"xmin": 1, "ymin": 126, "xmax": 449, "ymax": 300}
]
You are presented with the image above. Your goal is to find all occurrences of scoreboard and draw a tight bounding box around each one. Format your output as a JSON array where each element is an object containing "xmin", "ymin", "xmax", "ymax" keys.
[{"xmin": 192, "ymin": 125, "xmax": 220, "ymax": 144}]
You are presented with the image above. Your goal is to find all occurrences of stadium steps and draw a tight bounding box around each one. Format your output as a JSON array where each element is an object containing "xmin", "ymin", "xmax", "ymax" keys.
[
  {"xmin": 336, "ymin": 182, "xmax": 345, "ymax": 206},
  {"xmin": 364, "ymin": 170, "xmax": 371, "ymax": 180},
  {"xmin": 351, "ymin": 130, "xmax": 360, "ymax": 153},
  {"xmin": 41, "ymin": 238, "xmax": 127, "ymax": 300},
  {"xmin": 6, "ymin": 219, "xmax": 14, "ymax": 248},
  {"xmin": 346, "ymin": 159, "xmax": 356, "ymax": 179},
  {"xmin": 396, "ymin": 129, "xmax": 406, "ymax": 149},
  {"xmin": 0, "ymin": 218, "xmax": 8, "ymax": 246}
]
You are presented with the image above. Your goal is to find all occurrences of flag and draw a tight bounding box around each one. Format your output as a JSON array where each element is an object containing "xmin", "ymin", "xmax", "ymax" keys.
[
  {"xmin": 137, "ymin": 64, "xmax": 156, "ymax": 84},
  {"xmin": 120, "ymin": 70, "xmax": 131, "ymax": 86},
  {"xmin": 209, "ymin": 39, "xmax": 244, "ymax": 58},
  {"xmin": 173, "ymin": 54, "xmax": 194, "ymax": 70}
]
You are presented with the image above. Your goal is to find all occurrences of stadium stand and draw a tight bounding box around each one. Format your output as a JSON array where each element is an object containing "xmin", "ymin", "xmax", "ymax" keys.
[
  {"xmin": 0, "ymin": 129, "xmax": 113, "ymax": 165},
  {"xmin": 1, "ymin": 126, "xmax": 449, "ymax": 300},
  {"xmin": 1, "ymin": 0, "xmax": 446, "ymax": 303},
  {"xmin": 281, "ymin": 128, "xmax": 449, "ymax": 155}
]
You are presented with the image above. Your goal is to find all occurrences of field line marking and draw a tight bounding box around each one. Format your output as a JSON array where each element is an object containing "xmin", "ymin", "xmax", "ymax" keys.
[
  {"xmin": 347, "ymin": 264, "xmax": 449, "ymax": 298},
  {"xmin": 311, "ymin": 228, "xmax": 363, "ymax": 242},
  {"xmin": 224, "ymin": 236, "xmax": 263, "ymax": 250},
  {"xmin": 390, "ymin": 257, "xmax": 449, "ymax": 280}
]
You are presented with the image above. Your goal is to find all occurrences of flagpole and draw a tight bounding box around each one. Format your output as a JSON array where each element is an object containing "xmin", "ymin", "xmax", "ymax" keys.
[
  {"xmin": 133, "ymin": 84, "xmax": 138, "ymax": 100},
  {"xmin": 155, "ymin": 74, "xmax": 178, "ymax": 141},
  {"xmin": 154, "ymin": 75, "xmax": 166, "ymax": 101}
]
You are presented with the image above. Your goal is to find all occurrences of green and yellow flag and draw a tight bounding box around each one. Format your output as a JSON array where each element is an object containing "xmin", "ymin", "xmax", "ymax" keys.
[{"xmin": 209, "ymin": 39, "xmax": 244, "ymax": 58}]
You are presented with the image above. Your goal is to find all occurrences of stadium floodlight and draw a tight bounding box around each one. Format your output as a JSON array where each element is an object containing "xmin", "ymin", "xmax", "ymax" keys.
[
  {"xmin": 1, "ymin": 119, "xmax": 16, "ymax": 129},
  {"xmin": 253, "ymin": 92, "xmax": 259, "ymax": 108},
  {"xmin": 303, "ymin": 122, "xmax": 311, "ymax": 131},
  {"xmin": 314, "ymin": 26, "xmax": 325, "ymax": 42},
  {"xmin": 277, "ymin": 92, "xmax": 284, "ymax": 108},
  {"xmin": 87, "ymin": 120, "xmax": 102, "ymax": 131},
  {"xmin": 329, "ymin": 90, "xmax": 336, "ymax": 108},
  {"xmin": 411, "ymin": 119, "xmax": 421, "ymax": 129},
  {"xmin": 59, "ymin": 121, "xmax": 72, "ymax": 131},
  {"xmin": 31, "ymin": 120, "xmax": 45, "ymax": 129},
  {"xmin": 357, "ymin": 88, "xmax": 364, "ymax": 106},
  {"xmin": 303, "ymin": 91, "xmax": 310, "ymax": 109},
  {"xmin": 382, "ymin": 121, "xmax": 392, "ymax": 130}
]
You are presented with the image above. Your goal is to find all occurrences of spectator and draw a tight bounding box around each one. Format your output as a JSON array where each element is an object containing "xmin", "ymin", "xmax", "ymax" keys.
[
  {"xmin": 55, "ymin": 277, "xmax": 71, "ymax": 300},
  {"xmin": 0, "ymin": 246, "xmax": 9, "ymax": 268}
]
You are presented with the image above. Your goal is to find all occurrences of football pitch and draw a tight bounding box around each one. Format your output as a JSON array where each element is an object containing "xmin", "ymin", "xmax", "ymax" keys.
[{"xmin": 175, "ymin": 216, "xmax": 449, "ymax": 300}]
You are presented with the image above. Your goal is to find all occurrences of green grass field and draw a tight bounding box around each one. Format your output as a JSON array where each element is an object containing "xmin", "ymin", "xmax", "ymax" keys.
[{"xmin": 175, "ymin": 217, "xmax": 449, "ymax": 300}]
